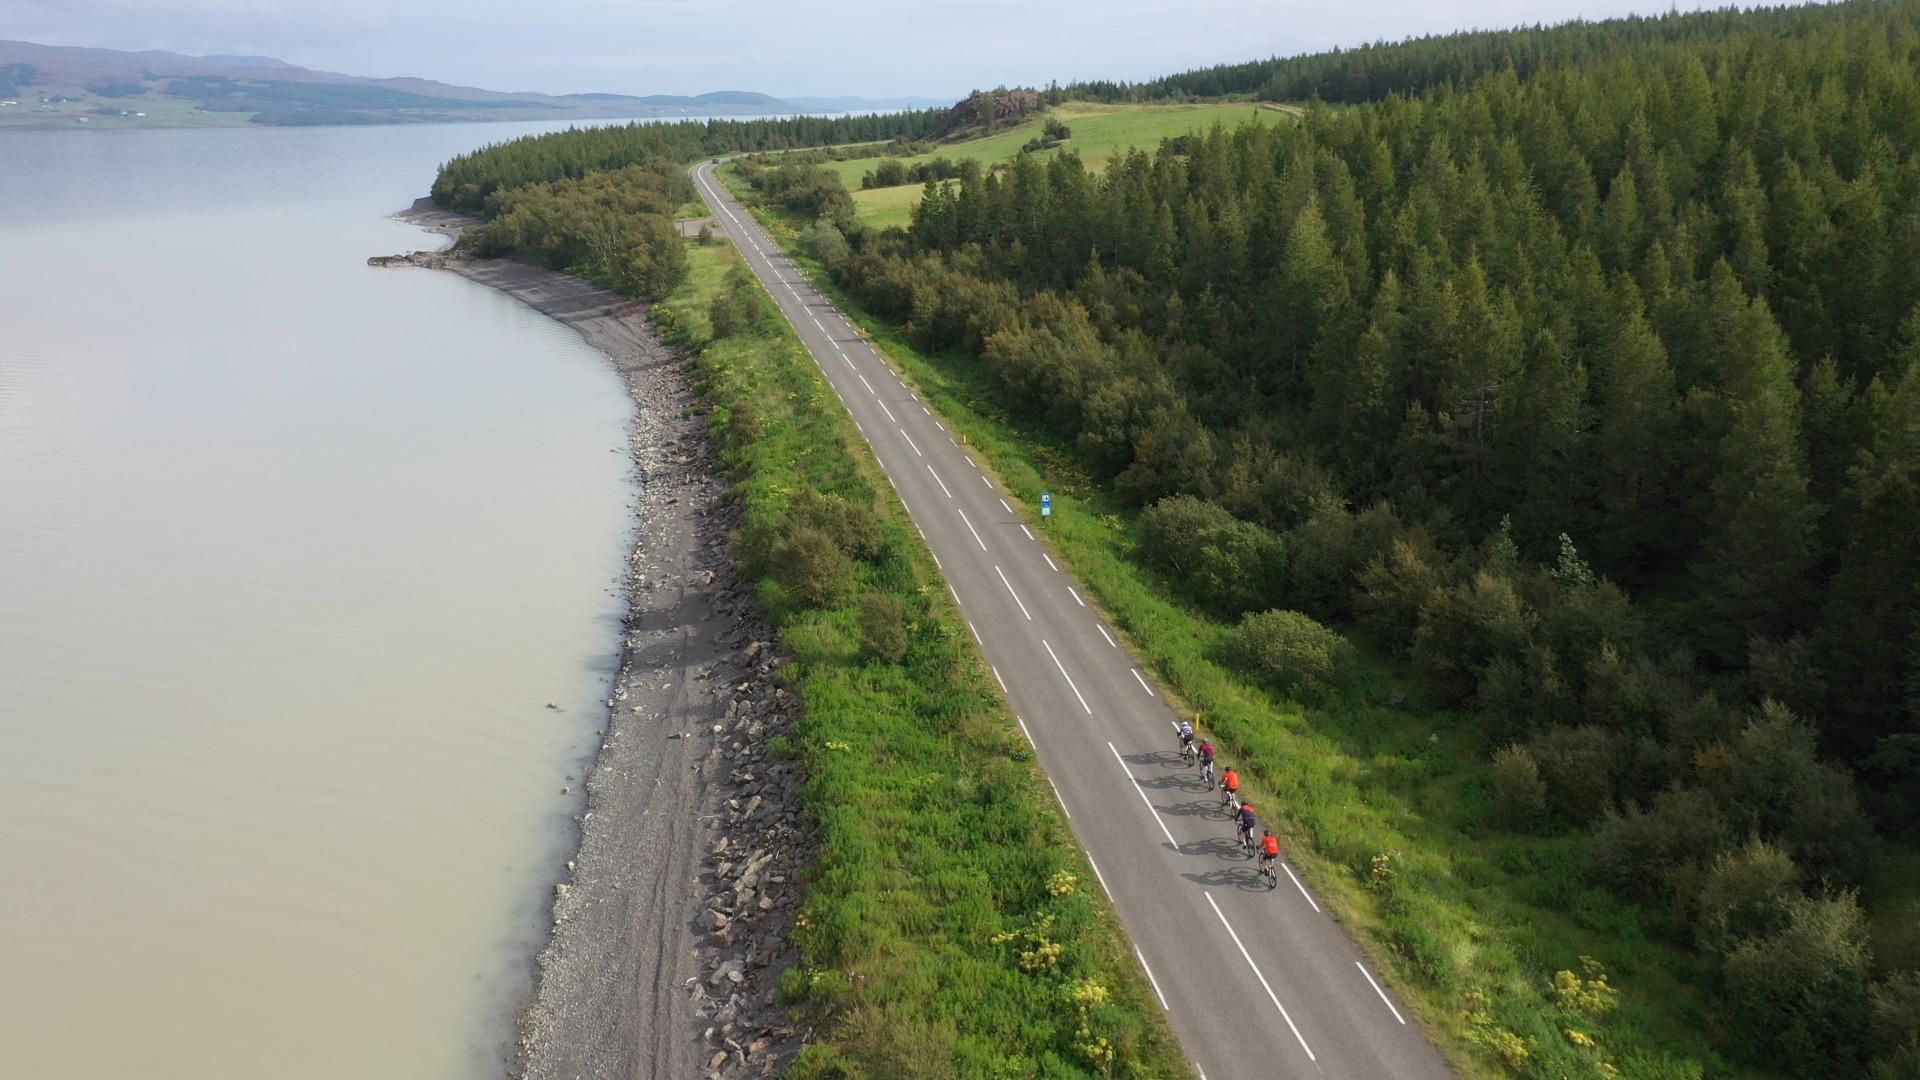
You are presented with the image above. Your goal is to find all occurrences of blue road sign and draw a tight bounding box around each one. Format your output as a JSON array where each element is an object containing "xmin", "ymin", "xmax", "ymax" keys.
[{"xmin": 1041, "ymin": 492, "xmax": 1052, "ymax": 517}]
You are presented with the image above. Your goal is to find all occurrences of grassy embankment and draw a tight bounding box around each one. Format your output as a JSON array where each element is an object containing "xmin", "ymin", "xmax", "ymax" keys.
[
  {"xmin": 652, "ymin": 232, "xmax": 1188, "ymax": 1077},
  {"xmin": 831, "ymin": 102, "xmax": 1286, "ymax": 227},
  {"xmin": 720, "ymin": 163, "xmax": 1755, "ymax": 1079}
]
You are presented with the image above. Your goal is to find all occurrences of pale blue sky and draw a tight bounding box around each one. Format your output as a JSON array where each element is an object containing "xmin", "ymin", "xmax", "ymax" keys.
[{"xmin": 3, "ymin": 0, "xmax": 1758, "ymax": 99}]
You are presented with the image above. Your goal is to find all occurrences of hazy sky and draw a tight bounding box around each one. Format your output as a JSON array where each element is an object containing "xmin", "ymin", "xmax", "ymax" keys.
[{"xmin": 3, "ymin": 0, "xmax": 1746, "ymax": 98}]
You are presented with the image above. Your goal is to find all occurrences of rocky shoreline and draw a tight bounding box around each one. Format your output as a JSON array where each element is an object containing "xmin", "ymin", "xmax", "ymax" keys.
[{"xmin": 375, "ymin": 205, "xmax": 810, "ymax": 1079}]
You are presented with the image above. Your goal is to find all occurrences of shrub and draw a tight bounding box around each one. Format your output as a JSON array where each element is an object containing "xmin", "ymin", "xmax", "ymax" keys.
[
  {"xmin": 1589, "ymin": 787, "xmax": 1728, "ymax": 909},
  {"xmin": 801, "ymin": 220, "xmax": 851, "ymax": 267},
  {"xmin": 787, "ymin": 487, "xmax": 884, "ymax": 562},
  {"xmin": 1411, "ymin": 570, "xmax": 1537, "ymax": 704},
  {"xmin": 1354, "ymin": 531, "xmax": 1447, "ymax": 651},
  {"xmin": 1136, "ymin": 496, "xmax": 1287, "ymax": 614},
  {"xmin": 696, "ymin": 221, "xmax": 714, "ymax": 245},
  {"xmin": 1228, "ymin": 609, "xmax": 1353, "ymax": 699},
  {"xmin": 1723, "ymin": 892, "xmax": 1874, "ymax": 1078},
  {"xmin": 1870, "ymin": 973, "xmax": 1920, "ymax": 1068},
  {"xmin": 1527, "ymin": 725, "xmax": 1618, "ymax": 825},
  {"xmin": 770, "ymin": 525, "xmax": 852, "ymax": 607},
  {"xmin": 856, "ymin": 593, "xmax": 910, "ymax": 664},
  {"xmin": 1043, "ymin": 116, "xmax": 1072, "ymax": 141},
  {"xmin": 1489, "ymin": 744, "xmax": 1549, "ymax": 830},
  {"xmin": 1694, "ymin": 837, "xmax": 1799, "ymax": 959},
  {"xmin": 709, "ymin": 291, "xmax": 742, "ymax": 339}
]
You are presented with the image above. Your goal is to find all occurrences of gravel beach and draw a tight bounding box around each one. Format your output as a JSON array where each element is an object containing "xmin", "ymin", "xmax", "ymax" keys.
[{"xmin": 377, "ymin": 206, "xmax": 810, "ymax": 1079}]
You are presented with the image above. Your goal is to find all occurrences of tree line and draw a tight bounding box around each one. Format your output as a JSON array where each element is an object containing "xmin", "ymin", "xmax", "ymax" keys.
[{"xmin": 760, "ymin": 4, "xmax": 1920, "ymax": 1074}]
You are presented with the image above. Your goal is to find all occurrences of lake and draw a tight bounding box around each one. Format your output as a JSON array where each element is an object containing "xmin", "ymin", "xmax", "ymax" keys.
[{"xmin": 0, "ymin": 120, "xmax": 646, "ymax": 1079}]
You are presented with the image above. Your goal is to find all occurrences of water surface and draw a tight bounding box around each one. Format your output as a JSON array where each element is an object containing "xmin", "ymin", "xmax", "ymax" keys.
[{"xmin": 0, "ymin": 121, "xmax": 642, "ymax": 1079}]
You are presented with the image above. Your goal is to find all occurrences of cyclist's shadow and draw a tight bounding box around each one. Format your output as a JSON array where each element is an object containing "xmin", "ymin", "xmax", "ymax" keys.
[
  {"xmin": 1179, "ymin": 865, "xmax": 1269, "ymax": 892},
  {"xmin": 1121, "ymin": 749, "xmax": 1188, "ymax": 770},
  {"xmin": 1183, "ymin": 834, "xmax": 1253, "ymax": 863}
]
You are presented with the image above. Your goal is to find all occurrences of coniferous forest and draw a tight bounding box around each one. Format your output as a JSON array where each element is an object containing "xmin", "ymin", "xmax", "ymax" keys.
[{"xmin": 439, "ymin": 3, "xmax": 1920, "ymax": 1074}]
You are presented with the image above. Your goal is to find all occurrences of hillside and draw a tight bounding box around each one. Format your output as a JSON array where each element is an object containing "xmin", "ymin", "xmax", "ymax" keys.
[{"xmin": 0, "ymin": 39, "xmax": 940, "ymax": 129}]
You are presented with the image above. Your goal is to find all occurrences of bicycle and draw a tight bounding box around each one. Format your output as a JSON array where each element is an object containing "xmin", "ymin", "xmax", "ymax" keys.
[
  {"xmin": 1180, "ymin": 739, "xmax": 1197, "ymax": 767},
  {"xmin": 1258, "ymin": 855, "xmax": 1278, "ymax": 889},
  {"xmin": 1238, "ymin": 824, "xmax": 1257, "ymax": 859},
  {"xmin": 1220, "ymin": 786, "xmax": 1240, "ymax": 815},
  {"xmin": 1200, "ymin": 758, "xmax": 1216, "ymax": 788}
]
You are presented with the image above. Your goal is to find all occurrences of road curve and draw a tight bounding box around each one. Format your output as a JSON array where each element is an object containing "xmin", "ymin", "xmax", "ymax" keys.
[{"xmin": 692, "ymin": 161, "xmax": 1454, "ymax": 1080}]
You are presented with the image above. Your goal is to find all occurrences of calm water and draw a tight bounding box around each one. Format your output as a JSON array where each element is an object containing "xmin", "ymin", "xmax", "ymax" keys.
[{"xmin": 0, "ymin": 122, "xmax": 644, "ymax": 1078}]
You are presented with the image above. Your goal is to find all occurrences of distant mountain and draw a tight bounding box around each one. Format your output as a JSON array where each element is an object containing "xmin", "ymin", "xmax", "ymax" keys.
[
  {"xmin": 0, "ymin": 39, "xmax": 946, "ymax": 128},
  {"xmin": 784, "ymin": 95, "xmax": 953, "ymax": 112}
]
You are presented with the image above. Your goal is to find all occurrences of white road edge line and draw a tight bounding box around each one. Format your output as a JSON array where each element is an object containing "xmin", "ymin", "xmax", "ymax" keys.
[
  {"xmin": 1020, "ymin": 525, "xmax": 1035, "ymax": 541},
  {"xmin": 1205, "ymin": 893, "xmax": 1317, "ymax": 1061},
  {"xmin": 994, "ymin": 565, "xmax": 1033, "ymax": 620},
  {"xmin": 968, "ymin": 620, "xmax": 984, "ymax": 647},
  {"xmin": 1283, "ymin": 864, "xmax": 1320, "ymax": 912},
  {"xmin": 1107, "ymin": 740, "xmax": 1178, "ymax": 846},
  {"xmin": 1356, "ymin": 961, "xmax": 1408, "ymax": 1025},
  {"xmin": 1132, "ymin": 668, "xmax": 1155, "ymax": 697},
  {"xmin": 1068, "ymin": 585, "xmax": 1087, "ymax": 607},
  {"xmin": 1047, "ymin": 775, "xmax": 1070, "ymax": 818},
  {"xmin": 1098, "ymin": 625, "xmax": 1117, "ymax": 648},
  {"xmin": 948, "ymin": 583, "xmax": 962, "ymax": 607},
  {"xmin": 999, "ymin": 498, "xmax": 1012, "ymax": 513},
  {"xmin": 1135, "ymin": 946, "xmax": 1171, "ymax": 1012},
  {"xmin": 1043, "ymin": 552, "xmax": 1058, "ymax": 571},
  {"xmin": 992, "ymin": 665, "xmax": 1008, "ymax": 693},
  {"xmin": 1016, "ymin": 714, "xmax": 1034, "ymax": 748},
  {"xmin": 957, "ymin": 507, "xmax": 988, "ymax": 551}
]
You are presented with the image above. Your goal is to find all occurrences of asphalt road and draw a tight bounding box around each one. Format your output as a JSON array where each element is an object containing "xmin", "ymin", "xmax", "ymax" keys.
[{"xmin": 692, "ymin": 161, "xmax": 1455, "ymax": 1080}]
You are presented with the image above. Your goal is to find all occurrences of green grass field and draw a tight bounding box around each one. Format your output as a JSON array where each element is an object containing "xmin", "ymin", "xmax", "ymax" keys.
[
  {"xmin": 723, "ymin": 167, "xmax": 1791, "ymax": 1078},
  {"xmin": 836, "ymin": 102, "xmax": 1289, "ymax": 226},
  {"xmin": 651, "ymin": 236, "xmax": 1188, "ymax": 1077}
]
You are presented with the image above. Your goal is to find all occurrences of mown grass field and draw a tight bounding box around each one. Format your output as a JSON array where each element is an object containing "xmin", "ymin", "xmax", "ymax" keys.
[
  {"xmin": 834, "ymin": 102, "xmax": 1289, "ymax": 226},
  {"xmin": 721, "ymin": 166, "xmax": 1798, "ymax": 1079},
  {"xmin": 651, "ymin": 235, "xmax": 1189, "ymax": 1077}
]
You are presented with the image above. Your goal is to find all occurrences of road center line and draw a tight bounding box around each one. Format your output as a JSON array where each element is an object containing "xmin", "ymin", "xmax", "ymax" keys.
[
  {"xmin": 957, "ymin": 507, "xmax": 988, "ymax": 551},
  {"xmin": 926, "ymin": 465, "xmax": 953, "ymax": 499},
  {"xmin": 1046, "ymin": 640, "xmax": 1094, "ymax": 715},
  {"xmin": 857, "ymin": 372, "xmax": 876, "ymax": 395},
  {"xmin": 1106, "ymin": 740, "xmax": 1178, "ymax": 845},
  {"xmin": 1205, "ymin": 893, "xmax": 1317, "ymax": 1061},
  {"xmin": 877, "ymin": 400, "xmax": 897, "ymax": 423},
  {"xmin": 995, "ymin": 565, "xmax": 1033, "ymax": 621},
  {"xmin": 1356, "ymin": 961, "xmax": 1408, "ymax": 1025},
  {"xmin": 1131, "ymin": 668, "xmax": 1155, "ymax": 696},
  {"xmin": 900, "ymin": 430, "xmax": 923, "ymax": 457}
]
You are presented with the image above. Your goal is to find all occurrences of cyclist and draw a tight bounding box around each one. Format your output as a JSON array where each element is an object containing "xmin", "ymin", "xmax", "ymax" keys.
[
  {"xmin": 1197, "ymin": 738, "xmax": 1216, "ymax": 787},
  {"xmin": 1176, "ymin": 718, "xmax": 1195, "ymax": 752},
  {"xmin": 1236, "ymin": 801, "xmax": 1258, "ymax": 855},
  {"xmin": 1260, "ymin": 830, "xmax": 1280, "ymax": 870},
  {"xmin": 1219, "ymin": 765, "xmax": 1240, "ymax": 810}
]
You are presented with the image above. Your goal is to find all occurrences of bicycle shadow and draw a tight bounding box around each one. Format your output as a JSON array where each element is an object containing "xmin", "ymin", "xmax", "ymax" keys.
[
  {"xmin": 1179, "ymin": 866, "xmax": 1273, "ymax": 893},
  {"xmin": 1156, "ymin": 796, "xmax": 1223, "ymax": 820},
  {"xmin": 1121, "ymin": 748, "xmax": 1190, "ymax": 771},
  {"xmin": 1184, "ymin": 834, "xmax": 1256, "ymax": 863}
]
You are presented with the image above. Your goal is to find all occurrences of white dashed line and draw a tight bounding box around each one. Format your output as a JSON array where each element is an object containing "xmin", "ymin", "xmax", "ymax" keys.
[
  {"xmin": 900, "ymin": 430, "xmax": 922, "ymax": 457},
  {"xmin": 877, "ymin": 400, "xmax": 896, "ymax": 423},
  {"xmin": 1107, "ymin": 740, "xmax": 1177, "ymax": 844},
  {"xmin": 857, "ymin": 373, "xmax": 876, "ymax": 395},
  {"xmin": 948, "ymin": 583, "xmax": 962, "ymax": 607},
  {"xmin": 1020, "ymin": 525, "xmax": 1035, "ymax": 541},
  {"xmin": 1042, "ymin": 552, "xmax": 1057, "ymax": 571},
  {"xmin": 1356, "ymin": 962, "xmax": 1407, "ymax": 1025},
  {"xmin": 1045, "ymin": 640, "xmax": 1093, "ymax": 715},
  {"xmin": 1016, "ymin": 714, "xmax": 1034, "ymax": 747},
  {"xmin": 931, "ymin": 551, "xmax": 941, "ymax": 570},
  {"xmin": 992, "ymin": 665, "xmax": 1008, "ymax": 693},
  {"xmin": 979, "ymin": 473, "xmax": 992, "ymax": 489},
  {"xmin": 968, "ymin": 620, "xmax": 984, "ymax": 647},
  {"xmin": 1048, "ymin": 775, "xmax": 1069, "ymax": 818},
  {"xmin": 957, "ymin": 507, "xmax": 987, "ymax": 551},
  {"xmin": 998, "ymin": 498, "xmax": 1012, "ymax": 513},
  {"xmin": 995, "ymin": 565, "xmax": 1032, "ymax": 621},
  {"xmin": 1132, "ymin": 669, "xmax": 1155, "ymax": 697},
  {"xmin": 1135, "ymin": 946, "xmax": 1170, "ymax": 1012},
  {"xmin": 1098, "ymin": 625, "xmax": 1117, "ymax": 648},
  {"xmin": 926, "ymin": 465, "xmax": 953, "ymax": 498},
  {"xmin": 1067, "ymin": 585, "xmax": 1086, "ymax": 607},
  {"xmin": 1285, "ymin": 864, "xmax": 1320, "ymax": 911},
  {"xmin": 1206, "ymin": 894, "xmax": 1316, "ymax": 1061}
]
